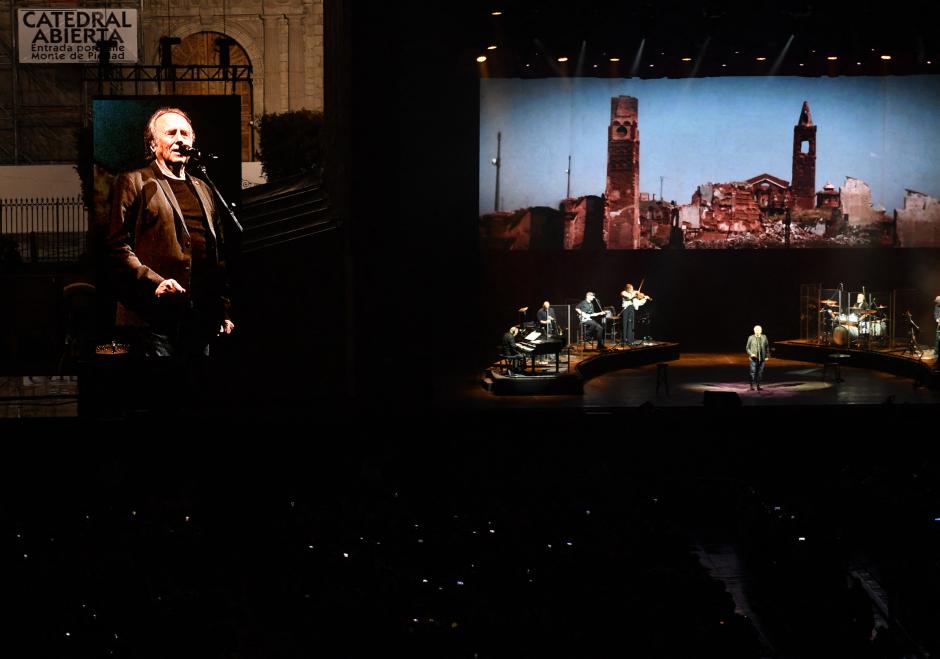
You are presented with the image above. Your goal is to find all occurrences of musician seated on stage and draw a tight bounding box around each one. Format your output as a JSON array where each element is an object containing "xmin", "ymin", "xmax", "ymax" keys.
[
  {"xmin": 501, "ymin": 325, "xmax": 526, "ymax": 375},
  {"xmin": 854, "ymin": 293, "xmax": 870, "ymax": 311},
  {"xmin": 537, "ymin": 301, "xmax": 557, "ymax": 338},
  {"xmin": 576, "ymin": 292, "xmax": 607, "ymax": 350}
]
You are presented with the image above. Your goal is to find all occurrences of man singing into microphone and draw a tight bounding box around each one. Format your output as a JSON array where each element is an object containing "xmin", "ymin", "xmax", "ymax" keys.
[{"xmin": 106, "ymin": 107, "xmax": 234, "ymax": 410}]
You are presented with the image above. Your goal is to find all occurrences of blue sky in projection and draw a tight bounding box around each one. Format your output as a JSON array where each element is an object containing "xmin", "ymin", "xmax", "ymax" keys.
[{"xmin": 479, "ymin": 76, "xmax": 940, "ymax": 215}]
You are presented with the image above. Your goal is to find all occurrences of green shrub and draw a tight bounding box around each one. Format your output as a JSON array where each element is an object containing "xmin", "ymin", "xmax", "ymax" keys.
[{"xmin": 256, "ymin": 110, "xmax": 322, "ymax": 181}]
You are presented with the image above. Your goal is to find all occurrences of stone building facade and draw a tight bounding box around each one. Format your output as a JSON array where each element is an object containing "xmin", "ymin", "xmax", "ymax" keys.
[{"xmin": 0, "ymin": 0, "xmax": 323, "ymax": 163}]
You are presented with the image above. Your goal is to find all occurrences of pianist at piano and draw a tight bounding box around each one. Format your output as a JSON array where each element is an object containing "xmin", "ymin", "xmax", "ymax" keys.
[
  {"xmin": 501, "ymin": 326, "xmax": 526, "ymax": 375},
  {"xmin": 506, "ymin": 325, "xmax": 566, "ymax": 375}
]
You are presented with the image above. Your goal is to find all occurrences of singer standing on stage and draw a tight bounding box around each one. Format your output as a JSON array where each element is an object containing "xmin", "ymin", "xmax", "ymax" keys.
[
  {"xmin": 745, "ymin": 325, "xmax": 770, "ymax": 391},
  {"xmin": 106, "ymin": 107, "xmax": 234, "ymax": 409}
]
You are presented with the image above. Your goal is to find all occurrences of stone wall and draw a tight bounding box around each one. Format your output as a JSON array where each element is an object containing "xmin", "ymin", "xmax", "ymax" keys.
[
  {"xmin": 895, "ymin": 190, "xmax": 940, "ymax": 247},
  {"xmin": 841, "ymin": 176, "xmax": 886, "ymax": 226}
]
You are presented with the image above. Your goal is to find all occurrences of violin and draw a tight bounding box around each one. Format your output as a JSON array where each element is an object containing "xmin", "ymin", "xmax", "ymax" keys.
[{"xmin": 636, "ymin": 277, "xmax": 653, "ymax": 302}]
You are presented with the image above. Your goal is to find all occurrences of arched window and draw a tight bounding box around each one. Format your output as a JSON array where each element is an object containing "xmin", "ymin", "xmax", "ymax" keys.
[{"xmin": 173, "ymin": 31, "xmax": 253, "ymax": 161}]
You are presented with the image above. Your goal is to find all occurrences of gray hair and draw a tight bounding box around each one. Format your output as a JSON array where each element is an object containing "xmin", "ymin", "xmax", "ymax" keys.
[{"xmin": 144, "ymin": 107, "xmax": 195, "ymax": 159}]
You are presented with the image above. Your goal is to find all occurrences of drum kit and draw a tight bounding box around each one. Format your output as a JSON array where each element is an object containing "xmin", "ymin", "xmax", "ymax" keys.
[{"xmin": 821, "ymin": 298, "xmax": 888, "ymax": 348}]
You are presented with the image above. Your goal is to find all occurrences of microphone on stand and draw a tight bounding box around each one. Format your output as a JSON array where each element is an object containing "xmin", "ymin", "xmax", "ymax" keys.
[{"xmin": 177, "ymin": 144, "xmax": 218, "ymax": 160}]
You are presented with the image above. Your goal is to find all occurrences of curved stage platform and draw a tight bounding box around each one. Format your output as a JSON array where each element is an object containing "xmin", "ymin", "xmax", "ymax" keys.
[
  {"xmin": 483, "ymin": 341, "xmax": 681, "ymax": 395},
  {"xmin": 773, "ymin": 338, "xmax": 938, "ymax": 386}
]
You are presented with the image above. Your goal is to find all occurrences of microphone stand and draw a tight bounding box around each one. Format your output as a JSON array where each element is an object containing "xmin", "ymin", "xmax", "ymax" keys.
[{"xmin": 186, "ymin": 155, "xmax": 244, "ymax": 234}]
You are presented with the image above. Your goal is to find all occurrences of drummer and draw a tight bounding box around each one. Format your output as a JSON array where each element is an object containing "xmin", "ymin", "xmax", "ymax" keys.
[{"xmin": 853, "ymin": 292, "xmax": 870, "ymax": 313}]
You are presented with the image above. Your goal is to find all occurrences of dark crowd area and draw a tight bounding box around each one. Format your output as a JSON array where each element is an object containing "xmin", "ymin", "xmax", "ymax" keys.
[{"xmin": 4, "ymin": 421, "xmax": 938, "ymax": 658}]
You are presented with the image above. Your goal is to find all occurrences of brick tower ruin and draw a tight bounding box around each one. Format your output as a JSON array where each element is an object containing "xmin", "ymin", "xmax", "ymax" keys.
[
  {"xmin": 791, "ymin": 100, "xmax": 816, "ymax": 210},
  {"xmin": 604, "ymin": 96, "xmax": 640, "ymax": 248}
]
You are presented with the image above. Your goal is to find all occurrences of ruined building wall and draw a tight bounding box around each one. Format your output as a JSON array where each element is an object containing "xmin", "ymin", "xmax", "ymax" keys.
[
  {"xmin": 841, "ymin": 177, "xmax": 886, "ymax": 225},
  {"xmin": 896, "ymin": 190, "xmax": 940, "ymax": 247},
  {"xmin": 791, "ymin": 101, "xmax": 816, "ymax": 210},
  {"xmin": 604, "ymin": 96, "xmax": 640, "ymax": 249},
  {"xmin": 560, "ymin": 195, "xmax": 604, "ymax": 249}
]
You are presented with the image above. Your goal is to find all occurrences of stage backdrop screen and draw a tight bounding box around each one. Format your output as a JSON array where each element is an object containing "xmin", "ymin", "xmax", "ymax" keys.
[{"xmin": 479, "ymin": 76, "xmax": 940, "ymax": 249}]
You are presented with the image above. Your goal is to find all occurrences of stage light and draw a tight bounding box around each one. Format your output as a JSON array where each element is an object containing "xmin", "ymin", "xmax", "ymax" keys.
[
  {"xmin": 799, "ymin": 63, "xmax": 804, "ymax": 67},
  {"xmin": 649, "ymin": 63, "xmax": 654, "ymax": 67},
  {"xmin": 721, "ymin": 63, "xmax": 726, "ymax": 67},
  {"xmin": 491, "ymin": 11, "xmax": 502, "ymax": 16},
  {"xmin": 681, "ymin": 57, "xmax": 691, "ymax": 62},
  {"xmin": 487, "ymin": 45, "xmax": 497, "ymax": 50},
  {"xmin": 880, "ymin": 54, "xmax": 891, "ymax": 60},
  {"xmin": 557, "ymin": 57, "xmax": 568, "ymax": 62},
  {"xmin": 756, "ymin": 56, "xmax": 766, "ymax": 61},
  {"xmin": 476, "ymin": 55, "xmax": 487, "ymax": 63},
  {"xmin": 610, "ymin": 57, "xmax": 620, "ymax": 62},
  {"xmin": 798, "ymin": 536, "xmax": 806, "ymax": 541},
  {"xmin": 827, "ymin": 56, "xmax": 838, "ymax": 60}
]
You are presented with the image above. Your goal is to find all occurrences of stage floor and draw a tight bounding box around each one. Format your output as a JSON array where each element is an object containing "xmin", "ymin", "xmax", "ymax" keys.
[{"xmin": 442, "ymin": 352, "xmax": 940, "ymax": 411}]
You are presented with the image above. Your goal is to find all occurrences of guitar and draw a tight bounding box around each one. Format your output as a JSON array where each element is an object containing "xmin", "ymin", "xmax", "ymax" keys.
[{"xmin": 577, "ymin": 308, "xmax": 610, "ymax": 321}]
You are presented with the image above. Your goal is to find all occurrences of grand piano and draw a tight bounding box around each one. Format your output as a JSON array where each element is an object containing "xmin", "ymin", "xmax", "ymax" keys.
[{"xmin": 515, "ymin": 333, "xmax": 566, "ymax": 374}]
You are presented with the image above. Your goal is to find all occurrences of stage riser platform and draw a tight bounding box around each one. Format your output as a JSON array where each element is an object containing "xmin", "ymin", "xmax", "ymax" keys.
[
  {"xmin": 484, "ymin": 343, "xmax": 680, "ymax": 395},
  {"xmin": 576, "ymin": 343, "xmax": 680, "ymax": 379},
  {"xmin": 773, "ymin": 340, "xmax": 935, "ymax": 383}
]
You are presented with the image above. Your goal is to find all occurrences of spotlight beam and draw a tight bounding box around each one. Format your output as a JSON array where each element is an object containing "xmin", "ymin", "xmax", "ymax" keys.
[
  {"xmin": 769, "ymin": 34, "xmax": 795, "ymax": 76},
  {"xmin": 534, "ymin": 38, "xmax": 563, "ymax": 76},
  {"xmin": 629, "ymin": 38, "xmax": 645, "ymax": 77},
  {"xmin": 689, "ymin": 36, "xmax": 710, "ymax": 77},
  {"xmin": 575, "ymin": 40, "xmax": 586, "ymax": 77}
]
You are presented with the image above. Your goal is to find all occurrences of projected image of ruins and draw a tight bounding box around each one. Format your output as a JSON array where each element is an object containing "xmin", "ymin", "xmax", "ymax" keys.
[{"xmin": 479, "ymin": 77, "xmax": 940, "ymax": 249}]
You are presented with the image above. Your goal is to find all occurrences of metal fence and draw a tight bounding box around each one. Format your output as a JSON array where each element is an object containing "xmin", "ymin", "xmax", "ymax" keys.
[{"xmin": 0, "ymin": 196, "xmax": 88, "ymax": 263}]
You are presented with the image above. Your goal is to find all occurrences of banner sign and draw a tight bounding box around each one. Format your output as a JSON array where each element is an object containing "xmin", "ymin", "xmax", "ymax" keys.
[{"xmin": 17, "ymin": 8, "xmax": 138, "ymax": 63}]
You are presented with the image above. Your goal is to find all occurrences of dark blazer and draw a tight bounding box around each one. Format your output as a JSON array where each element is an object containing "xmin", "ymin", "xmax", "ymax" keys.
[
  {"xmin": 746, "ymin": 334, "xmax": 770, "ymax": 361},
  {"xmin": 502, "ymin": 332, "xmax": 522, "ymax": 356},
  {"xmin": 107, "ymin": 161, "xmax": 229, "ymax": 329}
]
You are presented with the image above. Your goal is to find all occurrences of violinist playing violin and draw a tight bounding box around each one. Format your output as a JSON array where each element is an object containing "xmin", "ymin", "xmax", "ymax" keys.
[{"xmin": 620, "ymin": 283, "xmax": 652, "ymax": 344}]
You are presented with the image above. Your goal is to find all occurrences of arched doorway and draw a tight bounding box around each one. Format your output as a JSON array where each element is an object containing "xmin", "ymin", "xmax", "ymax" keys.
[{"xmin": 173, "ymin": 31, "xmax": 253, "ymax": 162}]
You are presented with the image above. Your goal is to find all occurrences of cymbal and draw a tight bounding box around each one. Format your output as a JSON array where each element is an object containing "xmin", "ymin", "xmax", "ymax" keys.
[
  {"xmin": 820, "ymin": 299, "xmax": 837, "ymax": 305},
  {"xmin": 518, "ymin": 306, "xmax": 528, "ymax": 312},
  {"xmin": 876, "ymin": 305, "xmax": 887, "ymax": 309}
]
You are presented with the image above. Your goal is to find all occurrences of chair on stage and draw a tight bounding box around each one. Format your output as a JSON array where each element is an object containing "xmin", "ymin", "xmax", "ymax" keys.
[
  {"xmin": 578, "ymin": 320, "xmax": 599, "ymax": 353},
  {"xmin": 497, "ymin": 347, "xmax": 525, "ymax": 376}
]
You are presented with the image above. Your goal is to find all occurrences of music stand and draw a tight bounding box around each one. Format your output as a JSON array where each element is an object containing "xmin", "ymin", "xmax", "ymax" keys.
[{"xmin": 904, "ymin": 311, "xmax": 921, "ymax": 358}]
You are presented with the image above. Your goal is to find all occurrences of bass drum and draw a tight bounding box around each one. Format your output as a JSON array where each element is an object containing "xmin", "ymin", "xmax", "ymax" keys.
[{"xmin": 833, "ymin": 324, "xmax": 859, "ymax": 347}]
